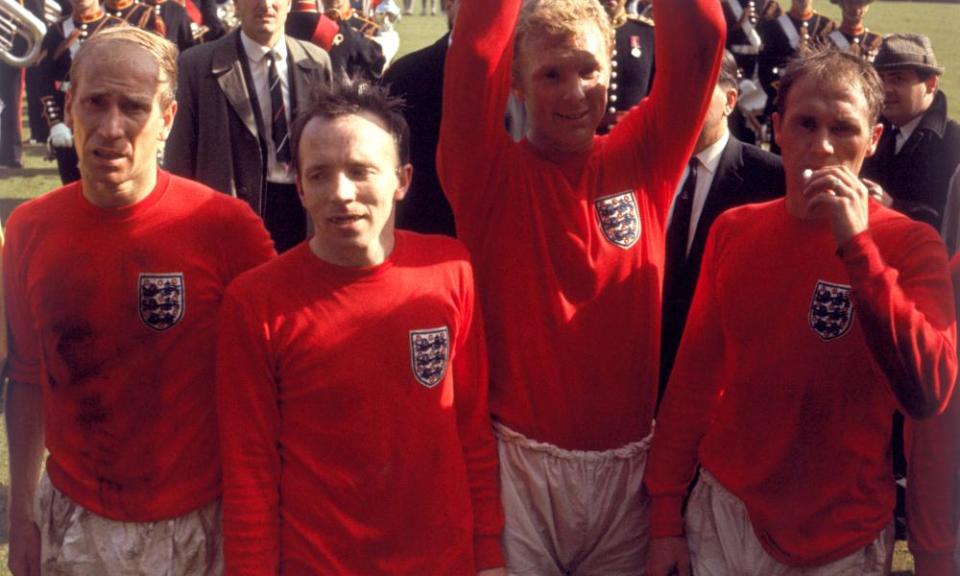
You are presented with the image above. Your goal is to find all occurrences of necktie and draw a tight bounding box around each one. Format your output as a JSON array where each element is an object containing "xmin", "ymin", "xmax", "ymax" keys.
[
  {"xmin": 665, "ymin": 158, "xmax": 698, "ymax": 281},
  {"xmin": 267, "ymin": 51, "xmax": 291, "ymax": 165},
  {"xmin": 889, "ymin": 124, "xmax": 901, "ymax": 156}
]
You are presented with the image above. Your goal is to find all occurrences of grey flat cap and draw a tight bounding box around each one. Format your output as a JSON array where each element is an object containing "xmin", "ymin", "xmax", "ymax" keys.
[{"xmin": 874, "ymin": 33, "xmax": 944, "ymax": 75}]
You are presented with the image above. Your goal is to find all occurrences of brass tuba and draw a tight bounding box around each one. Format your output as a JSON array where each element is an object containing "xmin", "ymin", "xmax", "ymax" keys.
[{"xmin": 0, "ymin": 0, "xmax": 47, "ymax": 67}]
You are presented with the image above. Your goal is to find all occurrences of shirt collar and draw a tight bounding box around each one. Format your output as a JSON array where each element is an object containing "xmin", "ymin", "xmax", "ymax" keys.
[
  {"xmin": 240, "ymin": 30, "xmax": 288, "ymax": 63},
  {"xmin": 897, "ymin": 114, "xmax": 923, "ymax": 143},
  {"xmin": 694, "ymin": 130, "xmax": 729, "ymax": 177}
]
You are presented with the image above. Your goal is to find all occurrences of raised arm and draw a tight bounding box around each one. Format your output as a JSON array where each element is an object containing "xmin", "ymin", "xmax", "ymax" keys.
[
  {"xmin": 603, "ymin": 0, "xmax": 725, "ymax": 211},
  {"xmin": 436, "ymin": 0, "xmax": 517, "ymax": 232},
  {"xmin": 451, "ymin": 260, "xmax": 505, "ymax": 573}
]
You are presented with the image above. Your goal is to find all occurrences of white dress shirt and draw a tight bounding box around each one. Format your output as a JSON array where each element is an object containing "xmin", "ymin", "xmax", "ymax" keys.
[
  {"xmin": 894, "ymin": 114, "xmax": 923, "ymax": 155},
  {"xmin": 668, "ymin": 130, "xmax": 730, "ymax": 256},
  {"xmin": 240, "ymin": 31, "xmax": 294, "ymax": 184}
]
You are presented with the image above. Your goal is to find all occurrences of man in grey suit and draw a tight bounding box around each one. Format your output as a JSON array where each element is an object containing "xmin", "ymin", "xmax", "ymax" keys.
[
  {"xmin": 659, "ymin": 50, "xmax": 785, "ymax": 404},
  {"xmin": 166, "ymin": 0, "xmax": 332, "ymax": 252}
]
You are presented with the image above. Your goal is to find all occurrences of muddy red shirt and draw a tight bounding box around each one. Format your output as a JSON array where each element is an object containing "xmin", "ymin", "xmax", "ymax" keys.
[{"xmin": 4, "ymin": 170, "xmax": 275, "ymax": 521}]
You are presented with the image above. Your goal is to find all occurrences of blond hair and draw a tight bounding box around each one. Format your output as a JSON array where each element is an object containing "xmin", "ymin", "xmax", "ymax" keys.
[
  {"xmin": 70, "ymin": 26, "xmax": 178, "ymax": 108},
  {"xmin": 513, "ymin": 0, "xmax": 614, "ymax": 78}
]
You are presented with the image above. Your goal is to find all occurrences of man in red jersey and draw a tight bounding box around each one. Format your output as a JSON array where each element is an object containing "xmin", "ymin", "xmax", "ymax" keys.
[
  {"xmin": 3, "ymin": 27, "xmax": 275, "ymax": 576},
  {"xmin": 437, "ymin": 0, "xmax": 724, "ymax": 572},
  {"xmin": 645, "ymin": 48, "xmax": 957, "ymax": 576},
  {"xmin": 215, "ymin": 80, "xmax": 505, "ymax": 575}
]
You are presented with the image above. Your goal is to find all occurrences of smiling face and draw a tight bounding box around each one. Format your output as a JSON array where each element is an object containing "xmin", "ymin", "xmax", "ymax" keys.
[
  {"xmin": 66, "ymin": 45, "xmax": 175, "ymax": 207},
  {"xmin": 774, "ymin": 74, "xmax": 882, "ymax": 217},
  {"xmin": 512, "ymin": 22, "xmax": 610, "ymax": 156},
  {"xmin": 297, "ymin": 113, "xmax": 411, "ymax": 267},
  {"xmin": 237, "ymin": 0, "xmax": 290, "ymax": 46}
]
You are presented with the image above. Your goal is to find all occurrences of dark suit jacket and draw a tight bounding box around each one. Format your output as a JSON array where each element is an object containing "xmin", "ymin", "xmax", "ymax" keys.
[
  {"xmin": 659, "ymin": 136, "xmax": 785, "ymax": 403},
  {"xmin": 165, "ymin": 30, "xmax": 332, "ymax": 216},
  {"xmin": 861, "ymin": 91, "xmax": 960, "ymax": 231},
  {"xmin": 382, "ymin": 32, "xmax": 455, "ymax": 236}
]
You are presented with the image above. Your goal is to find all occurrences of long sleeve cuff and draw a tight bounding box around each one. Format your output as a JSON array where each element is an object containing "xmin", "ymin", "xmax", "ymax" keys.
[
  {"xmin": 474, "ymin": 533, "xmax": 504, "ymax": 572},
  {"xmin": 649, "ymin": 495, "xmax": 686, "ymax": 538}
]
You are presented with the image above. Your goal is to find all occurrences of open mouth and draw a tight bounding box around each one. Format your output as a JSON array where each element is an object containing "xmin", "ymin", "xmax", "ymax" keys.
[{"xmin": 93, "ymin": 148, "xmax": 124, "ymax": 161}]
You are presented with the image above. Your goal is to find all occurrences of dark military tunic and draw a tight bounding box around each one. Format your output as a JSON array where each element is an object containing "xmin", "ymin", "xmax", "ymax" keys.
[
  {"xmin": 722, "ymin": 0, "xmax": 782, "ymax": 80},
  {"xmin": 288, "ymin": 9, "xmax": 384, "ymax": 79},
  {"xmin": 104, "ymin": 0, "xmax": 164, "ymax": 34},
  {"xmin": 36, "ymin": 10, "xmax": 126, "ymax": 183},
  {"xmin": 599, "ymin": 13, "xmax": 654, "ymax": 134},
  {"xmin": 822, "ymin": 27, "xmax": 882, "ymax": 62},
  {"xmin": 757, "ymin": 11, "xmax": 834, "ymax": 115},
  {"xmin": 144, "ymin": 0, "xmax": 196, "ymax": 53}
]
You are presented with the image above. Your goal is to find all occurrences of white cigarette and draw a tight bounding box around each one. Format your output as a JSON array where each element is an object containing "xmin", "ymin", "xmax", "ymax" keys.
[{"xmin": 802, "ymin": 169, "xmax": 813, "ymax": 181}]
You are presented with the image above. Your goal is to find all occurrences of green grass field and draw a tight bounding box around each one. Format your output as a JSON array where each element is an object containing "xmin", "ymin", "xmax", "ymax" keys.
[{"xmin": 0, "ymin": 3, "xmax": 956, "ymax": 573}]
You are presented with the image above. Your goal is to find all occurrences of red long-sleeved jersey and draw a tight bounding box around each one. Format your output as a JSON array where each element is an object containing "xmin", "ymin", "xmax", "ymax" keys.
[
  {"xmin": 437, "ymin": 0, "xmax": 725, "ymax": 451},
  {"xmin": 646, "ymin": 199, "xmax": 956, "ymax": 566},
  {"xmin": 4, "ymin": 170, "xmax": 275, "ymax": 521},
  {"xmin": 216, "ymin": 234, "xmax": 504, "ymax": 575}
]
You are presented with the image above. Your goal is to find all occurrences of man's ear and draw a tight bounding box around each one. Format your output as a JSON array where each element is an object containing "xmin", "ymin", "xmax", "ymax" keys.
[
  {"xmin": 160, "ymin": 100, "xmax": 178, "ymax": 140},
  {"xmin": 865, "ymin": 122, "xmax": 884, "ymax": 158},
  {"xmin": 395, "ymin": 163, "xmax": 413, "ymax": 202},
  {"xmin": 771, "ymin": 111, "xmax": 782, "ymax": 149}
]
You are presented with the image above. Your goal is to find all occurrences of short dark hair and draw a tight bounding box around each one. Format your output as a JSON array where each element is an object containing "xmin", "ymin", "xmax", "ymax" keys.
[
  {"xmin": 290, "ymin": 78, "xmax": 410, "ymax": 173},
  {"xmin": 718, "ymin": 49, "xmax": 740, "ymax": 91},
  {"xmin": 776, "ymin": 46, "xmax": 884, "ymax": 124}
]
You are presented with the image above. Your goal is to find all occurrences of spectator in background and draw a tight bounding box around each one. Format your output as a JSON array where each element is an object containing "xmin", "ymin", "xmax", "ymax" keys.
[
  {"xmin": 165, "ymin": 0, "xmax": 332, "ymax": 252},
  {"xmin": 36, "ymin": 0, "xmax": 125, "ymax": 183},
  {"xmin": 382, "ymin": 0, "xmax": 455, "ymax": 236},
  {"xmin": 286, "ymin": 0, "xmax": 384, "ymax": 79},
  {"xmin": 862, "ymin": 33, "xmax": 960, "ymax": 231},
  {"xmin": 659, "ymin": 50, "xmax": 784, "ymax": 405},
  {"xmin": 823, "ymin": 0, "xmax": 881, "ymax": 62}
]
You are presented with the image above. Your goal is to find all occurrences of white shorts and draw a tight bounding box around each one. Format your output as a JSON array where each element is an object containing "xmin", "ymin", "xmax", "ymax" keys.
[
  {"xmin": 495, "ymin": 422, "xmax": 653, "ymax": 576},
  {"xmin": 687, "ymin": 469, "xmax": 893, "ymax": 576},
  {"xmin": 35, "ymin": 472, "xmax": 223, "ymax": 576}
]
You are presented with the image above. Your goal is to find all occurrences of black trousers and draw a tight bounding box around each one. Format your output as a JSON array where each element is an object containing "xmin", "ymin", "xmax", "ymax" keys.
[
  {"xmin": 264, "ymin": 181, "xmax": 307, "ymax": 254},
  {"xmin": 0, "ymin": 61, "xmax": 23, "ymax": 166}
]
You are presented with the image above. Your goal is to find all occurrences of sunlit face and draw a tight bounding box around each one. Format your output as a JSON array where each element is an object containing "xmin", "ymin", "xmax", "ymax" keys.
[
  {"xmin": 71, "ymin": 0, "xmax": 100, "ymax": 17},
  {"xmin": 773, "ymin": 74, "xmax": 882, "ymax": 216},
  {"xmin": 297, "ymin": 113, "xmax": 411, "ymax": 267},
  {"xmin": 839, "ymin": 0, "xmax": 869, "ymax": 24},
  {"xmin": 878, "ymin": 68, "xmax": 937, "ymax": 127},
  {"xmin": 66, "ymin": 47, "xmax": 175, "ymax": 204},
  {"xmin": 237, "ymin": 0, "xmax": 290, "ymax": 46},
  {"xmin": 513, "ymin": 23, "xmax": 610, "ymax": 156}
]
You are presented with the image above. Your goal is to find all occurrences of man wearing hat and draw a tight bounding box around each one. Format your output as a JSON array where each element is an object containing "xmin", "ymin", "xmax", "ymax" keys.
[
  {"xmin": 862, "ymin": 33, "xmax": 960, "ymax": 231},
  {"xmin": 823, "ymin": 0, "xmax": 881, "ymax": 62}
]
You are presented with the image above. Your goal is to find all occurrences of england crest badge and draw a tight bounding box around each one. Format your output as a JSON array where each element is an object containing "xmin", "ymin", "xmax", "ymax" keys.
[
  {"xmin": 595, "ymin": 191, "xmax": 640, "ymax": 249},
  {"xmin": 808, "ymin": 280, "xmax": 854, "ymax": 341},
  {"xmin": 139, "ymin": 273, "xmax": 185, "ymax": 331},
  {"xmin": 409, "ymin": 326, "xmax": 450, "ymax": 388}
]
